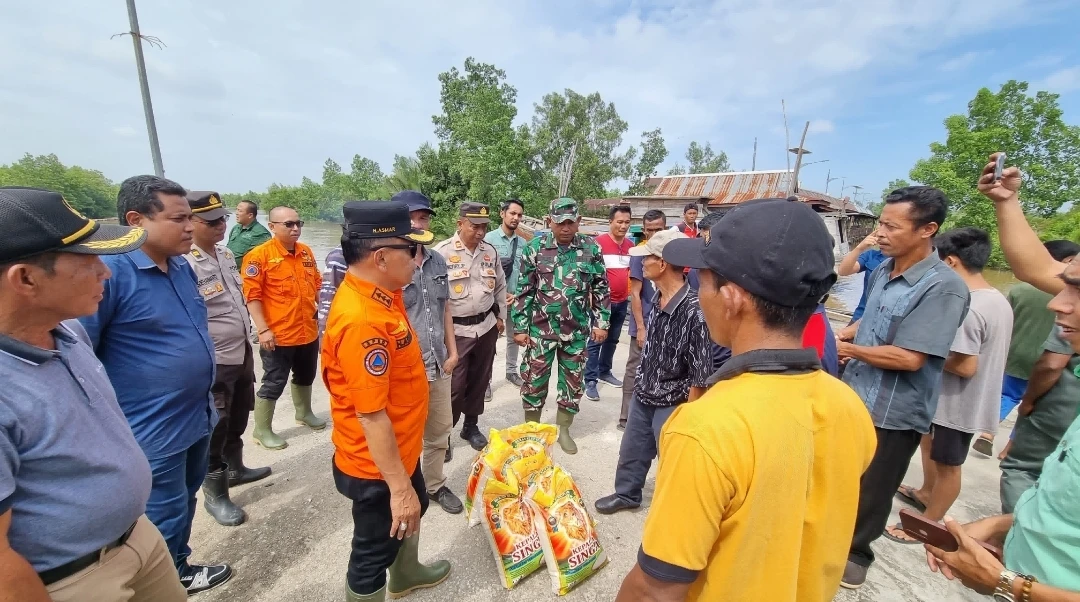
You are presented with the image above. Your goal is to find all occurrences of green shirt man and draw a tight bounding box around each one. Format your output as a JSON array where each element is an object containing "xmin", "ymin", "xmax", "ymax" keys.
[
  {"xmin": 226, "ymin": 200, "xmax": 271, "ymax": 269},
  {"xmin": 512, "ymin": 197, "xmax": 610, "ymax": 454}
]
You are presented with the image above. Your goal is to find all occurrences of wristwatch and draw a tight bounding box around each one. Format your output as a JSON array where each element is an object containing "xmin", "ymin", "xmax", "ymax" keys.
[
  {"xmin": 994, "ymin": 569, "xmax": 1037, "ymax": 601},
  {"xmin": 993, "ymin": 570, "xmax": 1019, "ymax": 601}
]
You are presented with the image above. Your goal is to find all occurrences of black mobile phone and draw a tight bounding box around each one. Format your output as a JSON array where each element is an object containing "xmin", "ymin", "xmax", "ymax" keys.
[{"xmin": 993, "ymin": 153, "xmax": 1007, "ymax": 182}]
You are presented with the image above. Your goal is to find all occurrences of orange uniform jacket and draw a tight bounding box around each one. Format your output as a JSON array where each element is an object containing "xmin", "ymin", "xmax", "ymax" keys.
[
  {"xmin": 242, "ymin": 239, "xmax": 322, "ymax": 347},
  {"xmin": 322, "ymin": 273, "xmax": 429, "ymax": 480}
]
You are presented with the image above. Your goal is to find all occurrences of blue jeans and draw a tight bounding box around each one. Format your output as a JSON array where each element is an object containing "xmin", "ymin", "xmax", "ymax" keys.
[
  {"xmin": 614, "ymin": 396, "xmax": 678, "ymax": 504},
  {"xmin": 145, "ymin": 434, "xmax": 211, "ymax": 573},
  {"xmin": 585, "ymin": 300, "xmax": 628, "ymax": 383}
]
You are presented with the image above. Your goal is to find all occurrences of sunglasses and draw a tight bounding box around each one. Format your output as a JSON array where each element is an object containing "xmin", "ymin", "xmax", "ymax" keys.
[
  {"xmin": 270, "ymin": 220, "xmax": 305, "ymax": 229},
  {"xmin": 373, "ymin": 243, "xmax": 419, "ymax": 258}
]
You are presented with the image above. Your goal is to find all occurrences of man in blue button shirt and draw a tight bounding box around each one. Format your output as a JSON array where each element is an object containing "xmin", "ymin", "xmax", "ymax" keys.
[
  {"xmin": 0, "ymin": 186, "xmax": 185, "ymax": 601},
  {"xmin": 79, "ymin": 176, "xmax": 232, "ymax": 595}
]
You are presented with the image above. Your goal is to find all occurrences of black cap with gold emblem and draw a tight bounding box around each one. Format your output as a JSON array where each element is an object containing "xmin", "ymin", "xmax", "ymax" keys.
[
  {"xmin": 459, "ymin": 201, "xmax": 491, "ymax": 225},
  {"xmin": 342, "ymin": 200, "xmax": 435, "ymax": 244},
  {"xmin": 187, "ymin": 191, "xmax": 229, "ymax": 221},
  {"xmin": 0, "ymin": 186, "xmax": 147, "ymax": 263}
]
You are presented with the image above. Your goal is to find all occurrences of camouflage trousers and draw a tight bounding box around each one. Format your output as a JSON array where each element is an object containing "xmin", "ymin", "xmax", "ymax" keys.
[{"xmin": 520, "ymin": 335, "xmax": 588, "ymax": 413}]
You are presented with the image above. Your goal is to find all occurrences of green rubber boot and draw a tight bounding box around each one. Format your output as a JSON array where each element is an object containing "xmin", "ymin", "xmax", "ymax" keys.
[
  {"xmin": 252, "ymin": 397, "xmax": 287, "ymax": 450},
  {"xmin": 524, "ymin": 406, "xmax": 542, "ymax": 423},
  {"xmin": 387, "ymin": 534, "xmax": 451, "ymax": 599},
  {"xmin": 345, "ymin": 584, "xmax": 385, "ymax": 601},
  {"xmin": 292, "ymin": 384, "xmax": 327, "ymax": 430},
  {"xmin": 556, "ymin": 408, "xmax": 577, "ymax": 455}
]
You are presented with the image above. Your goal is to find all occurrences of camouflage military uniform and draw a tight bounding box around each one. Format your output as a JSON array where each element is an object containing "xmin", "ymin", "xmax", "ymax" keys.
[{"xmin": 512, "ymin": 204, "xmax": 611, "ymax": 413}]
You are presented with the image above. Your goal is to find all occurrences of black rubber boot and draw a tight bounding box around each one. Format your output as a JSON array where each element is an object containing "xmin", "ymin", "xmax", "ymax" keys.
[
  {"xmin": 202, "ymin": 466, "xmax": 247, "ymax": 526},
  {"xmin": 224, "ymin": 448, "xmax": 271, "ymax": 487}
]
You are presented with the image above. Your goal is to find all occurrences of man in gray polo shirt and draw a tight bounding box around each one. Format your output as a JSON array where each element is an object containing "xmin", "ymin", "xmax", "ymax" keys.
[
  {"xmin": 836, "ymin": 186, "xmax": 970, "ymax": 590},
  {"xmin": 0, "ymin": 187, "xmax": 185, "ymax": 601}
]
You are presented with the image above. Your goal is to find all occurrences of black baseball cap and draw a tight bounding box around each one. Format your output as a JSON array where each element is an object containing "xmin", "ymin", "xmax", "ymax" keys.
[
  {"xmin": 663, "ymin": 198, "xmax": 837, "ymax": 307},
  {"xmin": 0, "ymin": 186, "xmax": 146, "ymax": 263},
  {"xmin": 187, "ymin": 191, "xmax": 229, "ymax": 221},
  {"xmin": 459, "ymin": 202, "xmax": 491, "ymax": 224},
  {"xmin": 390, "ymin": 190, "xmax": 436, "ymax": 216},
  {"xmin": 342, "ymin": 200, "xmax": 435, "ymax": 244}
]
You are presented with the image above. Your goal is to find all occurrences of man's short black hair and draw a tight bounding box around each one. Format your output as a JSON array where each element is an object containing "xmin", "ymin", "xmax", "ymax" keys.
[
  {"xmin": 1045, "ymin": 239, "xmax": 1080, "ymax": 262},
  {"xmin": 609, "ymin": 205, "xmax": 632, "ymax": 221},
  {"xmin": 117, "ymin": 175, "xmax": 187, "ymax": 225},
  {"xmin": 884, "ymin": 186, "xmax": 948, "ymax": 228},
  {"xmin": 697, "ymin": 209, "xmax": 725, "ymax": 232},
  {"xmin": 501, "ymin": 199, "xmax": 524, "ymax": 212},
  {"xmin": 683, "ymin": 203, "xmax": 698, "ymax": 214},
  {"xmin": 935, "ymin": 227, "xmax": 992, "ymax": 272},
  {"xmin": 239, "ymin": 200, "xmax": 259, "ymax": 216},
  {"xmin": 707, "ymin": 270, "xmax": 828, "ymax": 337},
  {"xmin": 0, "ymin": 252, "xmax": 59, "ymax": 284},
  {"xmin": 642, "ymin": 209, "xmax": 666, "ymax": 224},
  {"xmin": 341, "ymin": 235, "xmax": 404, "ymax": 265}
]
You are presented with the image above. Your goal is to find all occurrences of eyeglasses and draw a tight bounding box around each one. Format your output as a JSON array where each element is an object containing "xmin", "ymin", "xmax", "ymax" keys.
[
  {"xmin": 270, "ymin": 220, "xmax": 305, "ymax": 229},
  {"xmin": 373, "ymin": 243, "xmax": 419, "ymax": 258},
  {"xmin": 194, "ymin": 216, "xmax": 228, "ymax": 226}
]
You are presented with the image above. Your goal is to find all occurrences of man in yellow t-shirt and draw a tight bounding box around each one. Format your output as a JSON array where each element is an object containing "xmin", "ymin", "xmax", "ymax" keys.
[{"xmin": 615, "ymin": 198, "xmax": 877, "ymax": 602}]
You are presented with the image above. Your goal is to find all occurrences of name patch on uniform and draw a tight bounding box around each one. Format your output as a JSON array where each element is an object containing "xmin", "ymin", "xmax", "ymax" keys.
[
  {"xmin": 364, "ymin": 348, "xmax": 389, "ymax": 376},
  {"xmin": 245, "ymin": 264, "xmax": 260, "ymax": 277},
  {"xmin": 371, "ymin": 288, "xmax": 393, "ymax": 308},
  {"xmin": 361, "ymin": 337, "xmax": 390, "ymax": 349},
  {"xmin": 302, "ymin": 261, "xmax": 316, "ymax": 268},
  {"xmin": 395, "ymin": 331, "xmax": 413, "ymax": 349}
]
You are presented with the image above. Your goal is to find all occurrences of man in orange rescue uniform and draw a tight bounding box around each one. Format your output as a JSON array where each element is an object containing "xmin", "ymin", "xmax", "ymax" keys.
[
  {"xmin": 242, "ymin": 206, "xmax": 325, "ymax": 450},
  {"xmin": 323, "ymin": 200, "xmax": 451, "ymax": 602}
]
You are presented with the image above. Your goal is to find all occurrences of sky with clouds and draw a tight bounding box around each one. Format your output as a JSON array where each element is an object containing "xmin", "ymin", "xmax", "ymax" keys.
[{"xmin": 2, "ymin": 0, "xmax": 1079, "ymax": 207}]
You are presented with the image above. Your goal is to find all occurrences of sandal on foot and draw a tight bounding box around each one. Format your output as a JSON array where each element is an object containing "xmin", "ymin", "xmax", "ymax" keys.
[{"xmin": 894, "ymin": 485, "xmax": 927, "ymax": 513}]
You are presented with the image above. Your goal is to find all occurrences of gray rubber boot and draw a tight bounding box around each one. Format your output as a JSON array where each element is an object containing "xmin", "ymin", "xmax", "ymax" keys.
[
  {"xmin": 556, "ymin": 408, "xmax": 577, "ymax": 454},
  {"xmin": 252, "ymin": 397, "xmax": 287, "ymax": 450},
  {"xmin": 524, "ymin": 406, "xmax": 542, "ymax": 423},
  {"xmin": 202, "ymin": 467, "xmax": 247, "ymax": 526},
  {"xmin": 346, "ymin": 584, "xmax": 385, "ymax": 601},
  {"xmin": 387, "ymin": 534, "xmax": 451, "ymax": 599},
  {"xmin": 292, "ymin": 384, "xmax": 327, "ymax": 430}
]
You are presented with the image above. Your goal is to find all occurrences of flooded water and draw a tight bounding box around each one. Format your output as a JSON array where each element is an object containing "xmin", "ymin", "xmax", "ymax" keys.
[{"xmin": 292, "ymin": 220, "xmax": 1019, "ymax": 315}]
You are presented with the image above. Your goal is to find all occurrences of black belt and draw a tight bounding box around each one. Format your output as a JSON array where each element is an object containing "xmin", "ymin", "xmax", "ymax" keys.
[
  {"xmin": 38, "ymin": 520, "xmax": 138, "ymax": 586},
  {"xmin": 453, "ymin": 305, "xmax": 498, "ymax": 326}
]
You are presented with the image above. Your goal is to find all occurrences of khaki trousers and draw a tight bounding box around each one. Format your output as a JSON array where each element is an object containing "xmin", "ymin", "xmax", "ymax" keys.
[
  {"xmin": 46, "ymin": 515, "xmax": 186, "ymax": 602},
  {"xmin": 422, "ymin": 375, "xmax": 453, "ymax": 494}
]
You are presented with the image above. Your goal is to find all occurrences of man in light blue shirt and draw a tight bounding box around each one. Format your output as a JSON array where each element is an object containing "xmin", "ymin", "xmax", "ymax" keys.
[
  {"xmin": 484, "ymin": 199, "xmax": 526, "ymax": 388},
  {"xmin": 79, "ymin": 176, "xmax": 231, "ymax": 595}
]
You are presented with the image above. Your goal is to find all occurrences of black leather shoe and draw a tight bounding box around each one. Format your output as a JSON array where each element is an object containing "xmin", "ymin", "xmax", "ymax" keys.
[
  {"xmin": 431, "ymin": 486, "xmax": 464, "ymax": 514},
  {"xmin": 460, "ymin": 424, "xmax": 488, "ymax": 451},
  {"xmin": 594, "ymin": 493, "xmax": 640, "ymax": 515}
]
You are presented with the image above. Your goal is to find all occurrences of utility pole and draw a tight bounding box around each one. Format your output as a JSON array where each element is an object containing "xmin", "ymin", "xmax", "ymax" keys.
[
  {"xmin": 120, "ymin": 0, "xmax": 165, "ymax": 177},
  {"xmin": 752, "ymin": 137, "xmax": 757, "ymax": 171},
  {"xmin": 825, "ymin": 170, "xmax": 842, "ymax": 195}
]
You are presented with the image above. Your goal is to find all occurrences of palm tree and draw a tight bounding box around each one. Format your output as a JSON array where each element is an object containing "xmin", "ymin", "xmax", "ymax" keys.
[{"xmin": 385, "ymin": 155, "xmax": 424, "ymax": 193}]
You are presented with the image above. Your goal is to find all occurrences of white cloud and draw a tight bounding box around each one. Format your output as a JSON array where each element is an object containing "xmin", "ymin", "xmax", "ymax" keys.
[
  {"xmin": 1037, "ymin": 66, "xmax": 1080, "ymax": 92},
  {"xmin": 922, "ymin": 92, "xmax": 952, "ymax": 104},
  {"xmin": 938, "ymin": 51, "xmax": 984, "ymax": 72},
  {"xmin": 808, "ymin": 120, "xmax": 836, "ymax": 134},
  {"xmin": 0, "ymin": 0, "xmax": 1046, "ymax": 191}
]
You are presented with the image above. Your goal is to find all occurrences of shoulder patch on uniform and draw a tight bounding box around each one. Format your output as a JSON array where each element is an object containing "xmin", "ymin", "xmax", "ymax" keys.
[
  {"xmin": 190, "ymin": 248, "xmax": 205, "ymax": 260},
  {"xmin": 371, "ymin": 288, "xmax": 393, "ymax": 308},
  {"xmin": 245, "ymin": 264, "xmax": 260, "ymax": 277},
  {"xmin": 395, "ymin": 330, "xmax": 413, "ymax": 349},
  {"xmin": 364, "ymin": 348, "xmax": 389, "ymax": 376},
  {"xmin": 361, "ymin": 337, "xmax": 390, "ymax": 349}
]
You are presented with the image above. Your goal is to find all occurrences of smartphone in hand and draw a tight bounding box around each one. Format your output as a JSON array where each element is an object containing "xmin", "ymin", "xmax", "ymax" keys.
[
  {"xmin": 993, "ymin": 153, "xmax": 1007, "ymax": 182},
  {"xmin": 899, "ymin": 509, "xmax": 1003, "ymax": 561}
]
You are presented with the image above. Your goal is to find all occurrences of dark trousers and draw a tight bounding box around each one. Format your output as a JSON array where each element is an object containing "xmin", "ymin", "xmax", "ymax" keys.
[
  {"xmin": 257, "ymin": 339, "xmax": 319, "ymax": 400},
  {"xmin": 849, "ymin": 427, "xmax": 923, "ymax": 567},
  {"xmin": 451, "ymin": 325, "xmax": 498, "ymax": 427},
  {"xmin": 585, "ymin": 300, "xmax": 629, "ymax": 383},
  {"xmin": 145, "ymin": 434, "xmax": 211, "ymax": 573},
  {"xmin": 619, "ymin": 339, "xmax": 643, "ymax": 426},
  {"xmin": 334, "ymin": 459, "xmax": 428, "ymax": 595},
  {"xmin": 209, "ymin": 345, "xmax": 256, "ymax": 470},
  {"xmin": 614, "ymin": 397, "xmax": 678, "ymax": 504}
]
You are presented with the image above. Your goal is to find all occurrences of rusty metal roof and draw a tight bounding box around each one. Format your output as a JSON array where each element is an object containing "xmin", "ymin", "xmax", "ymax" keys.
[
  {"xmin": 796, "ymin": 188, "xmax": 871, "ymax": 215},
  {"xmin": 650, "ymin": 170, "xmax": 794, "ymax": 205}
]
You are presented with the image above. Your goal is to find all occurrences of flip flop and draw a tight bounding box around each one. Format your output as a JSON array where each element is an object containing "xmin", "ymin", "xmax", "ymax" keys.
[
  {"xmin": 972, "ymin": 436, "xmax": 994, "ymax": 457},
  {"xmin": 883, "ymin": 523, "xmax": 921, "ymax": 545},
  {"xmin": 894, "ymin": 485, "xmax": 927, "ymax": 513}
]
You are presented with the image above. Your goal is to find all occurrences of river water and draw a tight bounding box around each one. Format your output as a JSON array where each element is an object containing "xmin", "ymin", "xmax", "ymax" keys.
[{"xmin": 290, "ymin": 220, "xmax": 1019, "ymax": 314}]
